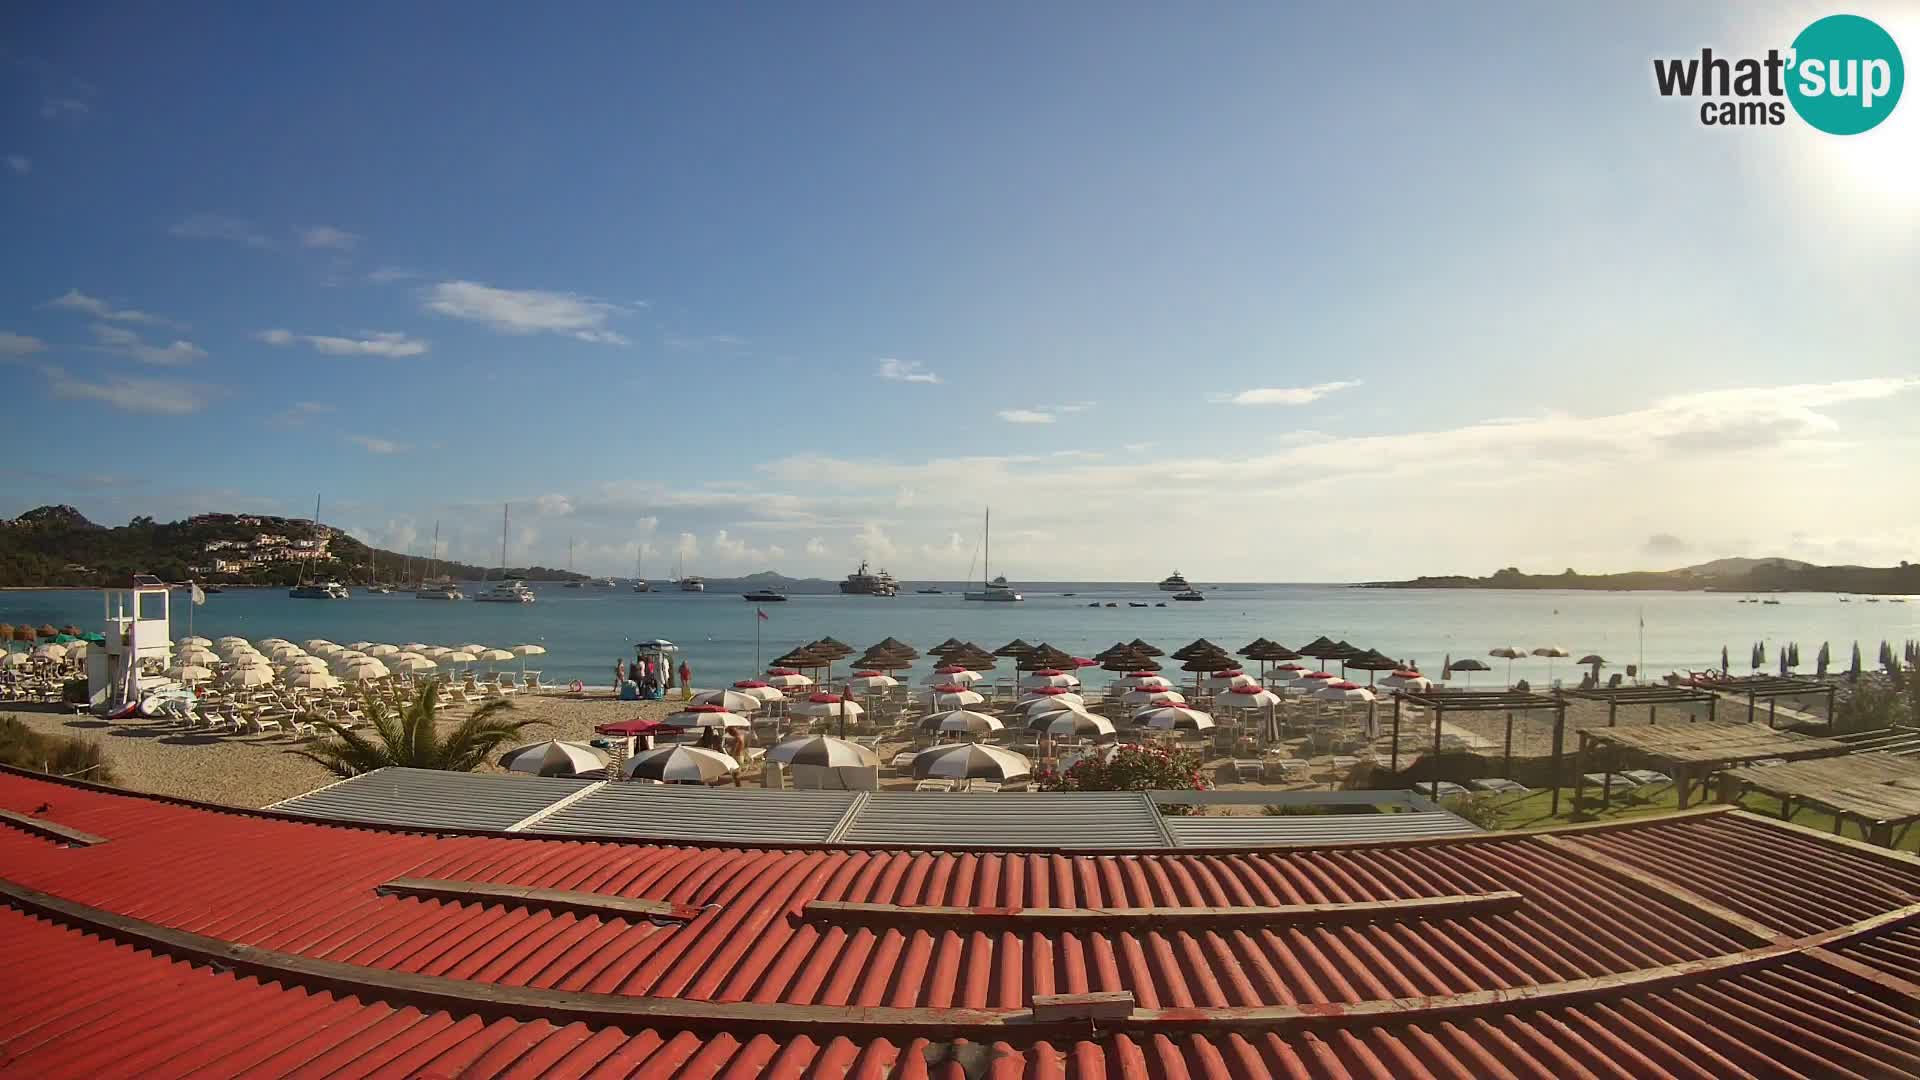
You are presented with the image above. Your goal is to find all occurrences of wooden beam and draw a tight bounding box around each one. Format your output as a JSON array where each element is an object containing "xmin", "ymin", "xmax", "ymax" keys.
[
  {"xmin": 375, "ymin": 877, "xmax": 704, "ymax": 923},
  {"xmin": 802, "ymin": 890, "xmax": 1526, "ymax": 928},
  {"xmin": 0, "ymin": 807, "xmax": 107, "ymax": 846}
]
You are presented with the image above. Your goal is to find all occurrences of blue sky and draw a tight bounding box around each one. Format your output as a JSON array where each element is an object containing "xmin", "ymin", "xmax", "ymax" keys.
[{"xmin": 4, "ymin": 2, "xmax": 1917, "ymax": 579}]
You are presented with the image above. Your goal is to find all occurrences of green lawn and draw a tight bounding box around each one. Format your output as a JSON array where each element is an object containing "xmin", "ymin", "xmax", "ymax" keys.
[{"xmin": 1452, "ymin": 784, "xmax": 1920, "ymax": 852}]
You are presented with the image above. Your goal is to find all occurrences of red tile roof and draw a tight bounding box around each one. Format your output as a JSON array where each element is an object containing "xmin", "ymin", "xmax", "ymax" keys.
[{"xmin": 3, "ymin": 767, "xmax": 1920, "ymax": 1078}]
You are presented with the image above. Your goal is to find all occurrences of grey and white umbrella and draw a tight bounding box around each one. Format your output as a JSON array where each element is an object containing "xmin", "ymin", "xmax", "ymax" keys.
[
  {"xmin": 766, "ymin": 735, "xmax": 879, "ymax": 768},
  {"xmin": 1134, "ymin": 705, "xmax": 1216, "ymax": 731},
  {"xmin": 1120, "ymin": 687, "xmax": 1187, "ymax": 707},
  {"xmin": 1022, "ymin": 696, "xmax": 1092, "ymax": 720},
  {"xmin": 665, "ymin": 705, "xmax": 751, "ymax": 729},
  {"xmin": 920, "ymin": 709, "xmax": 1005, "ymax": 736},
  {"xmin": 1038, "ymin": 711, "xmax": 1116, "ymax": 739},
  {"xmin": 1531, "ymin": 645, "xmax": 1569, "ymax": 683},
  {"xmin": 1489, "ymin": 645, "xmax": 1526, "ymax": 685},
  {"xmin": 922, "ymin": 685, "xmax": 985, "ymax": 710},
  {"xmin": 911, "ymin": 742, "xmax": 1032, "ymax": 781},
  {"xmin": 622, "ymin": 744, "xmax": 737, "ymax": 783},
  {"xmin": 689, "ymin": 688, "xmax": 764, "ymax": 713},
  {"xmin": 499, "ymin": 739, "xmax": 608, "ymax": 777}
]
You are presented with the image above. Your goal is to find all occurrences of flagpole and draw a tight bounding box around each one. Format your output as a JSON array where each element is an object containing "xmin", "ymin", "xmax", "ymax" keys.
[{"xmin": 1637, "ymin": 606, "xmax": 1645, "ymax": 686}]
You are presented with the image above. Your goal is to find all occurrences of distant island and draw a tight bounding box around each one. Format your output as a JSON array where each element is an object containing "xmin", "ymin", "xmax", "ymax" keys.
[
  {"xmin": 1363, "ymin": 557, "xmax": 1920, "ymax": 595},
  {"xmin": 0, "ymin": 506, "xmax": 590, "ymax": 588}
]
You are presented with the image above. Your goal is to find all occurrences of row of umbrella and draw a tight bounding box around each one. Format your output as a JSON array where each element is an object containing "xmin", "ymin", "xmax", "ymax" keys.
[
  {"xmin": 1722, "ymin": 640, "xmax": 1914, "ymax": 679},
  {"xmin": 505, "ymin": 732, "xmax": 1036, "ymax": 785},
  {"xmin": 157, "ymin": 635, "xmax": 548, "ymax": 689}
]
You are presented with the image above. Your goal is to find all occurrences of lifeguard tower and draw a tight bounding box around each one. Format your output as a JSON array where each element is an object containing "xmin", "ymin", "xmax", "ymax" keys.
[{"xmin": 88, "ymin": 574, "xmax": 173, "ymax": 711}]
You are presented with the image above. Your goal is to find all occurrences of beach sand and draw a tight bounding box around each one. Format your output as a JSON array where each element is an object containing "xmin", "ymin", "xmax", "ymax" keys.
[{"xmin": 6, "ymin": 688, "xmax": 1811, "ymax": 811}]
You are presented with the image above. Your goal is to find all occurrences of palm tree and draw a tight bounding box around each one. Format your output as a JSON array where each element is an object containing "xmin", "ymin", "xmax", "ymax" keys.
[{"xmin": 294, "ymin": 679, "xmax": 547, "ymax": 777}]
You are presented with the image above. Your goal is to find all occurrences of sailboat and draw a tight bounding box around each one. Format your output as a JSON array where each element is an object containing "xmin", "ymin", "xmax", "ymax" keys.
[
  {"xmin": 414, "ymin": 521, "xmax": 463, "ymax": 599},
  {"xmin": 963, "ymin": 508, "xmax": 1022, "ymax": 602},
  {"xmin": 474, "ymin": 504, "xmax": 535, "ymax": 603},
  {"xmin": 563, "ymin": 538, "xmax": 584, "ymax": 587},
  {"xmin": 289, "ymin": 495, "xmax": 350, "ymax": 599},
  {"xmin": 632, "ymin": 546, "xmax": 651, "ymax": 592}
]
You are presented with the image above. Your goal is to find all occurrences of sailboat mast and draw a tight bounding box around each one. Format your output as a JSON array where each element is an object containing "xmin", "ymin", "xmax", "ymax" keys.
[
  {"xmin": 500, "ymin": 504, "xmax": 509, "ymax": 573},
  {"xmin": 984, "ymin": 508, "xmax": 991, "ymax": 586}
]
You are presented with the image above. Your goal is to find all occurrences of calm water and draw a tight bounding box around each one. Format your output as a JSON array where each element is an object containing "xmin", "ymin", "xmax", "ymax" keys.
[{"xmin": 4, "ymin": 584, "xmax": 1914, "ymax": 688}]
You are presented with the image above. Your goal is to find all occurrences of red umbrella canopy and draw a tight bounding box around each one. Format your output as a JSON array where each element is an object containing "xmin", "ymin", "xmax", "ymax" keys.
[
  {"xmin": 930, "ymin": 683, "xmax": 970, "ymax": 694},
  {"xmin": 766, "ymin": 668, "xmax": 799, "ymax": 677},
  {"xmin": 1324, "ymin": 680, "xmax": 1362, "ymax": 691},
  {"xmin": 806, "ymin": 692, "xmax": 846, "ymax": 704},
  {"xmin": 595, "ymin": 717, "xmax": 671, "ymax": 736},
  {"xmin": 733, "ymin": 679, "xmax": 772, "ymax": 689},
  {"xmin": 1072, "ymin": 657, "xmax": 1098, "ymax": 669},
  {"xmin": 1028, "ymin": 686, "xmax": 1073, "ymax": 697},
  {"xmin": 852, "ymin": 670, "xmax": 882, "ymax": 677}
]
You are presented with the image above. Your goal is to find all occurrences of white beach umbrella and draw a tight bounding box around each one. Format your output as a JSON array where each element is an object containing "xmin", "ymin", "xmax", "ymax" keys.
[
  {"xmin": 474, "ymin": 648, "xmax": 516, "ymax": 665},
  {"xmin": 922, "ymin": 666, "xmax": 984, "ymax": 686},
  {"xmin": 216, "ymin": 635, "xmax": 248, "ymax": 647},
  {"xmin": 920, "ymin": 709, "xmax": 1004, "ymax": 736},
  {"xmin": 399, "ymin": 643, "xmax": 432, "ymax": 653},
  {"xmin": 1019, "ymin": 669, "xmax": 1079, "ymax": 690},
  {"xmin": 622, "ymin": 744, "xmax": 737, "ymax": 783},
  {"xmin": 282, "ymin": 656, "xmax": 329, "ymax": 674},
  {"xmin": 340, "ymin": 660, "xmax": 391, "ymax": 681},
  {"xmin": 789, "ymin": 693, "xmax": 863, "ymax": 721},
  {"xmin": 168, "ymin": 664, "xmax": 214, "ymax": 683},
  {"xmin": 177, "ymin": 635, "xmax": 213, "ymax": 647},
  {"xmin": 729, "ymin": 680, "xmax": 785, "ymax": 704},
  {"xmin": 912, "ymin": 743, "xmax": 1032, "ymax": 781},
  {"xmin": 224, "ymin": 666, "xmax": 274, "ymax": 688},
  {"xmin": 32, "ymin": 643, "xmax": 69, "ymax": 661},
  {"xmin": 362, "ymin": 644, "xmax": 400, "ymax": 657},
  {"xmin": 267, "ymin": 642, "xmax": 306, "ymax": 659},
  {"xmin": 690, "ymin": 688, "xmax": 764, "ymax": 713},
  {"xmin": 257, "ymin": 637, "xmax": 290, "ymax": 647},
  {"xmin": 347, "ymin": 641, "xmax": 375, "ymax": 651},
  {"xmin": 764, "ymin": 671, "xmax": 814, "ymax": 690},
  {"xmin": 0, "ymin": 653, "xmax": 30, "ymax": 669},
  {"xmin": 1489, "ymin": 645, "xmax": 1527, "ymax": 685},
  {"xmin": 441, "ymin": 651, "xmax": 478, "ymax": 665},
  {"xmin": 1216, "ymin": 685, "xmax": 1282, "ymax": 711},
  {"xmin": 511, "ymin": 644, "xmax": 547, "ymax": 658},
  {"xmin": 64, "ymin": 642, "xmax": 90, "ymax": 659},
  {"xmin": 1121, "ymin": 687, "xmax": 1187, "ymax": 707},
  {"xmin": 1134, "ymin": 705, "xmax": 1216, "ymax": 731},
  {"xmin": 1315, "ymin": 681, "xmax": 1376, "ymax": 703},
  {"xmin": 1018, "ymin": 689, "xmax": 1085, "ymax": 708},
  {"xmin": 421, "ymin": 646, "xmax": 453, "ymax": 658},
  {"xmin": 390, "ymin": 656, "xmax": 438, "ymax": 675},
  {"xmin": 284, "ymin": 671, "xmax": 341, "ymax": 690},
  {"xmin": 1040, "ymin": 711, "xmax": 1116, "ymax": 739},
  {"xmin": 389, "ymin": 650, "xmax": 429, "ymax": 663},
  {"xmin": 1531, "ymin": 645, "xmax": 1570, "ymax": 682},
  {"xmin": 768, "ymin": 735, "xmax": 879, "ymax": 768},
  {"xmin": 665, "ymin": 704, "xmax": 752, "ymax": 729},
  {"xmin": 303, "ymin": 639, "xmax": 335, "ymax": 652},
  {"xmin": 500, "ymin": 739, "xmax": 609, "ymax": 778},
  {"xmin": 1201, "ymin": 671, "xmax": 1258, "ymax": 692},
  {"xmin": 923, "ymin": 685, "xmax": 985, "ymax": 710},
  {"xmin": 459, "ymin": 643, "xmax": 491, "ymax": 656},
  {"xmin": 1115, "ymin": 673, "xmax": 1172, "ymax": 691},
  {"xmin": 1022, "ymin": 696, "xmax": 1092, "ymax": 721},
  {"xmin": 845, "ymin": 672, "xmax": 900, "ymax": 693}
]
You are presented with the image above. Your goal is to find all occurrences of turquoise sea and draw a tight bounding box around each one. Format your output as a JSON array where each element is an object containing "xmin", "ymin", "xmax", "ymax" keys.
[{"xmin": 3, "ymin": 584, "xmax": 1914, "ymax": 689}]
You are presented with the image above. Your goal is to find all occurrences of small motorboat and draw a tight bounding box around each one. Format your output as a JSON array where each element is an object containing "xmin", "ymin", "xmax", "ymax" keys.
[
  {"xmin": 742, "ymin": 589, "xmax": 788, "ymax": 602},
  {"xmin": 1105, "ymin": 602, "xmax": 1118, "ymax": 608},
  {"xmin": 1172, "ymin": 589, "xmax": 1205, "ymax": 601},
  {"xmin": 1154, "ymin": 602, "xmax": 1167, "ymax": 607},
  {"xmin": 1128, "ymin": 602, "xmax": 1149, "ymax": 608},
  {"xmin": 1087, "ymin": 602, "xmax": 1100, "ymax": 607}
]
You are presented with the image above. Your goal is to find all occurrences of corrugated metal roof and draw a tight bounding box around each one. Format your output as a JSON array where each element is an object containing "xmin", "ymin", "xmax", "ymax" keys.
[
  {"xmin": 528, "ymin": 784, "xmax": 859, "ymax": 843},
  {"xmin": 837, "ymin": 791, "xmax": 1171, "ymax": 848},
  {"xmin": 6, "ymin": 767, "xmax": 1920, "ymax": 1079},
  {"xmin": 271, "ymin": 767, "xmax": 598, "ymax": 831},
  {"xmin": 1166, "ymin": 809, "xmax": 1481, "ymax": 846}
]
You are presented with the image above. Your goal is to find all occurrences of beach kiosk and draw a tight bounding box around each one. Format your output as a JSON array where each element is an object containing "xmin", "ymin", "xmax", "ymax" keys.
[
  {"xmin": 88, "ymin": 574, "xmax": 174, "ymax": 712},
  {"xmin": 635, "ymin": 639, "xmax": 680, "ymax": 693}
]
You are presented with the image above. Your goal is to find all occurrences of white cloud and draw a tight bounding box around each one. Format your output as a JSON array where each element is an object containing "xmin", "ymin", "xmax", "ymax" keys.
[
  {"xmin": 0, "ymin": 331, "xmax": 45, "ymax": 356},
  {"xmin": 257, "ymin": 328, "xmax": 428, "ymax": 358},
  {"xmin": 676, "ymin": 532, "xmax": 700, "ymax": 559},
  {"xmin": 347, "ymin": 434, "xmax": 407, "ymax": 455},
  {"xmin": 634, "ymin": 515, "xmax": 659, "ymax": 535},
  {"xmin": 534, "ymin": 493, "xmax": 574, "ymax": 517},
  {"xmin": 876, "ymin": 358, "xmax": 940, "ymax": 384},
  {"xmin": 850, "ymin": 522, "xmax": 897, "ymax": 561},
  {"xmin": 44, "ymin": 366, "xmax": 200, "ymax": 414},
  {"xmin": 422, "ymin": 280, "xmax": 627, "ymax": 343},
  {"xmin": 41, "ymin": 98, "xmax": 88, "ymax": 118},
  {"xmin": 804, "ymin": 537, "xmax": 829, "ymax": 557},
  {"xmin": 169, "ymin": 214, "xmax": 271, "ymax": 248},
  {"xmin": 997, "ymin": 409, "xmax": 1055, "ymax": 424},
  {"xmin": 664, "ymin": 333, "xmax": 743, "ymax": 350},
  {"xmin": 1223, "ymin": 380, "xmax": 1363, "ymax": 406},
  {"xmin": 46, "ymin": 289, "xmax": 177, "ymax": 327},
  {"xmin": 89, "ymin": 323, "xmax": 206, "ymax": 366},
  {"xmin": 367, "ymin": 267, "xmax": 418, "ymax": 284},
  {"xmin": 6, "ymin": 155, "xmax": 29, "ymax": 175},
  {"xmin": 296, "ymin": 225, "xmax": 359, "ymax": 250}
]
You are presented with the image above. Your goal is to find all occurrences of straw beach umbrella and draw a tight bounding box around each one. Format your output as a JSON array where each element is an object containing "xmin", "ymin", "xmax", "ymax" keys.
[{"xmin": 1343, "ymin": 650, "xmax": 1399, "ymax": 687}]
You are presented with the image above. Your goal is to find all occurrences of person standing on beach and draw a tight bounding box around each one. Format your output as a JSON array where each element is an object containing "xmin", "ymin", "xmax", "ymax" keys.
[{"xmin": 615, "ymin": 658, "xmax": 627, "ymax": 687}]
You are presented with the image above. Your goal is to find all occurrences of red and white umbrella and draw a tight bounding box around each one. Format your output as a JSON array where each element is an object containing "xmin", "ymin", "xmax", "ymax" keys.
[
  {"xmin": 1134, "ymin": 705, "xmax": 1216, "ymax": 731},
  {"xmin": 1115, "ymin": 672, "xmax": 1172, "ymax": 691},
  {"xmin": 1316, "ymin": 681, "xmax": 1376, "ymax": 703},
  {"xmin": 922, "ymin": 665, "xmax": 984, "ymax": 686},
  {"xmin": 1019, "ymin": 687, "xmax": 1085, "ymax": 707},
  {"xmin": 1290, "ymin": 671, "xmax": 1337, "ymax": 691},
  {"xmin": 1200, "ymin": 669, "xmax": 1256, "ymax": 692},
  {"xmin": 845, "ymin": 670, "xmax": 900, "ymax": 693},
  {"xmin": 920, "ymin": 709, "xmax": 1005, "ymax": 735},
  {"xmin": 621, "ymin": 744, "xmax": 737, "ymax": 783},
  {"xmin": 923, "ymin": 684, "xmax": 985, "ymax": 710},
  {"xmin": 764, "ymin": 671, "xmax": 814, "ymax": 690},
  {"xmin": 730, "ymin": 679, "xmax": 785, "ymax": 704},
  {"xmin": 1018, "ymin": 668, "xmax": 1080, "ymax": 690},
  {"xmin": 1121, "ymin": 687, "xmax": 1187, "ymax": 707},
  {"xmin": 665, "ymin": 704, "xmax": 751, "ymax": 729},
  {"xmin": 1215, "ymin": 684, "xmax": 1281, "ymax": 710},
  {"xmin": 690, "ymin": 688, "xmax": 764, "ymax": 713}
]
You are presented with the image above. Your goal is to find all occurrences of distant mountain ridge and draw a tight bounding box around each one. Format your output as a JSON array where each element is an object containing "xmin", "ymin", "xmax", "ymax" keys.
[{"xmin": 1364, "ymin": 557, "xmax": 1917, "ymax": 594}]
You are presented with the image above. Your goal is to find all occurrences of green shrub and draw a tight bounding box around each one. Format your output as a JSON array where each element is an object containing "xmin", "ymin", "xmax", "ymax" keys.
[{"xmin": 0, "ymin": 715, "xmax": 116, "ymax": 784}]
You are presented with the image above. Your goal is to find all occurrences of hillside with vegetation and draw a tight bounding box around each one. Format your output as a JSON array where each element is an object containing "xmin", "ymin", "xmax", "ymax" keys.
[
  {"xmin": 1364, "ymin": 557, "xmax": 1920, "ymax": 594},
  {"xmin": 0, "ymin": 506, "xmax": 588, "ymax": 587}
]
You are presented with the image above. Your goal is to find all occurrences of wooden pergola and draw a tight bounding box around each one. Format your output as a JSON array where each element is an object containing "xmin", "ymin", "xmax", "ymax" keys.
[
  {"xmin": 1391, "ymin": 689, "xmax": 1565, "ymax": 810},
  {"xmin": 1575, "ymin": 720, "xmax": 1848, "ymax": 810},
  {"xmin": 1690, "ymin": 675, "xmax": 1838, "ymax": 728},
  {"xmin": 1717, "ymin": 750, "xmax": 1920, "ymax": 846},
  {"xmin": 1558, "ymin": 684, "xmax": 1721, "ymax": 727}
]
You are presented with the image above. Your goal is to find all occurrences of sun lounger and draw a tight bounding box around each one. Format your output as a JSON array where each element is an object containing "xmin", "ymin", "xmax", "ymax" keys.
[
  {"xmin": 967, "ymin": 780, "xmax": 1001, "ymax": 793},
  {"xmin": 1583, "ymin": 772, "xmax": 1638, "ymax": 789},
  {"xmin": 1469, "ymin": 778, "xmax": 1529, "ymax": 795},
  {"xmin": 1233, "ymin": 759, "xmax": 1262, "ymax": 781},
  {"xmin": 1427, "ymin": 781, "xmax": 1471, "ymax": 799},
  {"xmin": 890, "ymin": 751, "xmax": 918, "ymax": 772},
  {"xmin": 1621, "ymin": 770, "xmax": 1672, "ymax": 788},
  {"xmin": 915, "ymin": 778, "xmax": 954, "ymax": 792}
]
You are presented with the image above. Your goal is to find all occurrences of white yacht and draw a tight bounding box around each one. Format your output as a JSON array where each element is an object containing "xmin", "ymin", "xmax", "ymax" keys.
[
  {"xmin": 678, "ymin": 576, "xmax": 706, "ymax": 593},
  {"xmin": 1158, "ymin": 570, "xmax": 1192, "ymax": 592},
  {"xmin": 414, "ymin": 580, "xmax": 463, "ymax": 600},
  {"xmin": 475, "ymin": 578, "xmax": 536, "ymax": 603},
  {"xmin": 962, "ymin": 508, "xmax": 1023, "ymax": 602}
]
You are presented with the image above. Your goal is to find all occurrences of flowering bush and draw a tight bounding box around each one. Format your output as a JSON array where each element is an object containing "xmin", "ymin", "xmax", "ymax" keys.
[{"xmin": 1035, "ymin": 742, "xmax": 1208, "ymax": 813}]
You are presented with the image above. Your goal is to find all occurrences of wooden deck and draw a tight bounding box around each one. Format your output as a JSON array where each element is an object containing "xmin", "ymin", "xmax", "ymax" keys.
[
  {"xmin": 1575, "ymin": 720, "xmax": 1849, "ymax": 809},
  {"xmin": 1719, "ymin": 752, "xmax": 1920, "ymax": 844}
]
